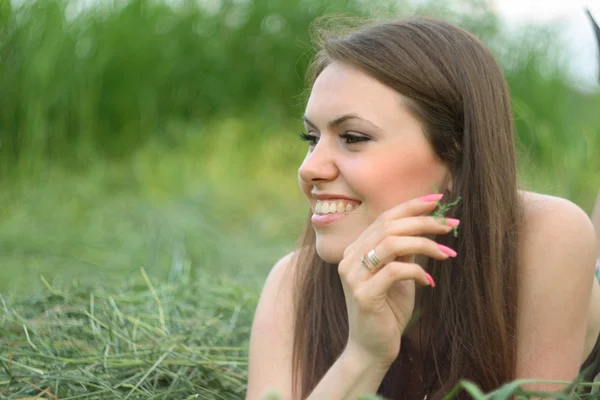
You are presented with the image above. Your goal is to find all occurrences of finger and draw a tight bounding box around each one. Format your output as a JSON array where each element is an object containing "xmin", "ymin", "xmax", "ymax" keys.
[
  {"xmin": 378, "ymin": 193, "xmax": 445, "ymax": 221},
  {"xmin": 344, "ymin": 194, "xmax": 446, "ymax": 264},
  {"xmin": 342, "ymin": 194, "xmax": 446, "ymax": 262},
  {"xmin": 363, "ymin": 261, "xmax": 432, "ymax": 298},
  {"xmin": 373, "ymin": 236, "xmax": 455, "ymax": 269},
  {"xmin": 376, "ymin": 216, "xmax": 460, "ymax": 239},
  {"xmin": 341, "ymin": 253, "xmax": 377, "ymax": 286},
  {"xmin": 347, "ymin": 236, "xmax": 453, "ymax": 286},
  {"xmin": 348, "ymin": 194, "xmax": 443, "ymax": 255}
]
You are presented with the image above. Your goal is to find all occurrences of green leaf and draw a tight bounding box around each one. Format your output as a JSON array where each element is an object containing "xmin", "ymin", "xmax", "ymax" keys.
[
  {"xmin": 448, "ymin": 380, "xmax": 486, "ymax": 399},
  {"xmin": 591, "ymin": 372, "xmax": 600, "ymax": 394},
  {"xmin": 490, "ymin": 381, "xmax": 523, "ymax": 400}
]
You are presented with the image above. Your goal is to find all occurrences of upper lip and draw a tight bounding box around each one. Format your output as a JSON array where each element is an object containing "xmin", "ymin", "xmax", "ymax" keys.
[{"xmin": 311, "ymin": 193, "xmax": 361, "ymax": 202}]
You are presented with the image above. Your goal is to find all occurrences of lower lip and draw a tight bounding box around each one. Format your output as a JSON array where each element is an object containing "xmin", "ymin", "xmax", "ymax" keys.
[{"xmin": 311, "ymin": 206, "xmax": 359, "ymax": 228}]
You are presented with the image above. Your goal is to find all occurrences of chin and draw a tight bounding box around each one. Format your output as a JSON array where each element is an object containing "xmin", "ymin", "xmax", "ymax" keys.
[{"xmin": 315, "ymin": 238, "xmax": 344, "ymax": 264}]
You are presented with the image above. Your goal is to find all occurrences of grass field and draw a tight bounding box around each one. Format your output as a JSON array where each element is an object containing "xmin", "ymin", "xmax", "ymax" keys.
[{"xmin": 0, "ymin": 124, "xmax": 304, "ymax": 398}]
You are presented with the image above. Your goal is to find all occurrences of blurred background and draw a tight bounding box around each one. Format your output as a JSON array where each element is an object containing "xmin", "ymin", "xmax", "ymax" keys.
[{"xmin": 1, "ymin": 0, "xmax": 599, "ymax": 295}]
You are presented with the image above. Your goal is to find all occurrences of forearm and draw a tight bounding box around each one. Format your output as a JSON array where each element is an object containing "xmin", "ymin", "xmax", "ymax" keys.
[{"xmin": 306, "ymin": 347, "xmax": 391, "ymax": 400}]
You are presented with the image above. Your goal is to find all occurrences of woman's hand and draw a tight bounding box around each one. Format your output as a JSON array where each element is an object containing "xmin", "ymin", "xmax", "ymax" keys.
[{"xmin": 339, "ymin": 194, "xmax": 458, "ymax": 366}]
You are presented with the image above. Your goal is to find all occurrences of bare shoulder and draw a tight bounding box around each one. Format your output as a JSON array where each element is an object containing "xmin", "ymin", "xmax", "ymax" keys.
[
  {"xmin": 246, "ymin": 250, "xmax": 300, "ymax": 400},
  {"xmin": 516, "ymin": 192, "xmax": 600, "ymax": 370},
  {"xmin": 519, "ymin": 191, "xmax": 597, "ymax": 271}
]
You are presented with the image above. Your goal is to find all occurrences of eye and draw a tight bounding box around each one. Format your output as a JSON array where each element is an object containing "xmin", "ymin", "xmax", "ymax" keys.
[
  {"xmin": 299, "ymin": 132, "xmax": 318, "ymax": 146},
  {"xmin": 340, "ymin": 132, "xmax": 370, "ymax": 144}
]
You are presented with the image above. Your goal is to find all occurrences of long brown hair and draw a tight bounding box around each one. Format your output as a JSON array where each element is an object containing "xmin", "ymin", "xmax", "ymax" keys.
[{"xmin": 291, "ymin": 17, "xmax": 522, "ymax": 400}]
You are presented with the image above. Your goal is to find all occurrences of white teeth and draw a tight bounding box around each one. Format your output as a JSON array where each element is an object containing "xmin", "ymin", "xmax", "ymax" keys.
[{"xmin": 314, "ymin": 200, "xmax": 360, "ymax": 215}]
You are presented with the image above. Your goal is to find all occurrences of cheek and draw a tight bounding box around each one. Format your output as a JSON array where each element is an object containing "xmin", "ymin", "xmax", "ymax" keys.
[{"xmin": 348, "ymin": 148, "xmax": 443, "ymax": 209}]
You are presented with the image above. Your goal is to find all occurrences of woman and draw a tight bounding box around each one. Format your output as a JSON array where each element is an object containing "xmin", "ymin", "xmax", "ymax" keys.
[{"xmin": 246, "ymin": 17, "xmax": 600, "ymax": 400}]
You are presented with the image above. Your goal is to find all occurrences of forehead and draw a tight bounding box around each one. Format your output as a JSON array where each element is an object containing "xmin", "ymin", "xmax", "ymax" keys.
[{"xmin": 305, "ymin": 62, "xmax": 408, "ymax": 126}]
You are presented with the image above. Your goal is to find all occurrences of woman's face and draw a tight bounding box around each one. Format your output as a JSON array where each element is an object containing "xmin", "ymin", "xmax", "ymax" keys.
[{"xmin": 298, "ymin": 62, "xmax": 451, "ymax": 263}]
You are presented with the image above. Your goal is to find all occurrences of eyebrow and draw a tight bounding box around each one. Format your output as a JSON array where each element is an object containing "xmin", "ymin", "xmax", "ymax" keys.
[{"xmin": 302, "ymin": 114, "xmax": 381, "ymax": 131}]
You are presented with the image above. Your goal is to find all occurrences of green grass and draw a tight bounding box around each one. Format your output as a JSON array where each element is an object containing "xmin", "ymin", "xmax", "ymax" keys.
[
  {"xmin": 0, "ymin": 117, "xmax": 308, "ymax": 294},
  {"xmin": 1, "ymin": 0, "xmax": 599, "ymax": 204},
  {"xmin": 2, "ymin": 272, "xmax": 599, "ymax": 399},
  {"xmin": 0, "ymin": 0, "xmax": 371, "ymax": 175},
  {"xmin": 0, "ymin": 270, "xmax": 256, "ymax": 399}
]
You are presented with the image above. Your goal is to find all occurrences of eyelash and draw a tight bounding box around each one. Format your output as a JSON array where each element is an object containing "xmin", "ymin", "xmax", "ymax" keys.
[{"xmin": 298, "ymin": 132, "xmax": 369, "ymax": 146}]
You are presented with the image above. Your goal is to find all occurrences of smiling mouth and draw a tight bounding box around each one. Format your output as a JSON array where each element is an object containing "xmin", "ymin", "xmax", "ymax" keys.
[{"xmin": 314, "ymin": 200, "xmax": 362, "ymax": 215}]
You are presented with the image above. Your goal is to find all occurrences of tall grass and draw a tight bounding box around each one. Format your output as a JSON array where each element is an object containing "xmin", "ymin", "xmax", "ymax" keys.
[
  {"xmin": 1, "ymin": 0, "xmax": 598, "ymax": 205},
  {"xmin": 0, "ymin": 0, "xmax": 373, "ymax": 174}
]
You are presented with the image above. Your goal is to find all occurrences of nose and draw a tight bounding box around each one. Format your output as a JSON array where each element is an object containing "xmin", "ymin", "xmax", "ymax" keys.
[{"xmin": 298, "ymin": 138, "xmax": 339, "ymax": 185}]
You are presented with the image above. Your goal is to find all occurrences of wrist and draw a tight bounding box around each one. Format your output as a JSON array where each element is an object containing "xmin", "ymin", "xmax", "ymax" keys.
[
  {"xmin": 336, "ymin": 348, "xmax": 391, "ymax": 398},
  {"xmin": 304, "ymin": 344, "xmax": 394, "ymax": 399},
  {"xmin": 342, "ymin": 343, "xmax": 394, "ymax": 378}
]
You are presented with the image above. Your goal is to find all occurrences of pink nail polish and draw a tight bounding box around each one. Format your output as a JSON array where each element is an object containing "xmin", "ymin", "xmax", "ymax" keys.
[
  {"xmin": 420, "ymin": 193, "xmax": 444, "ymax": 202},
  {"xmin": 438, "ymin": 244, "xmax": 457, "ymax": 257},
  {"xmin": 445, "ymin": 218, "xmax": 460, "ymax": 227},
  {"xmin": 425, "ymin": 273, "xmax": 436, "ymax": 288}
]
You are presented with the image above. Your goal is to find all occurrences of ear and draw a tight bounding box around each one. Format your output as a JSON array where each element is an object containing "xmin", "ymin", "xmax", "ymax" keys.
[{"xmin": 441, "ymin": 170, "xmax": 453, "ymax": 195}]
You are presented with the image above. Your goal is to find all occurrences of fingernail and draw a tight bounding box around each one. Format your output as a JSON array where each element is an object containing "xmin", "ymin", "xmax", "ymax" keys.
[
  {"xmin": 420, "ymin": 193, "xmax": 444, "ymax": 202},
  {"xmin": 438, "ymin": 244, "xmax": 457, "ymax": 257},
  {"xmin": 445, "ymin": 218, "xmax": 460, "ymax": 227},
  {"xmin": 425, "ymin": 273, "xmax": 436, "ymax": 288}
]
